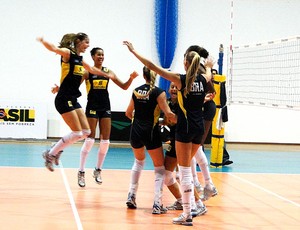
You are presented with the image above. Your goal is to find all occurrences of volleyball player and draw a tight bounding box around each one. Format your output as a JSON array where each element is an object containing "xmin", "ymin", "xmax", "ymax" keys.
[
  {"xmin": 123, "ymin": 41, "xmax": 214, "ymax": 226},
  {"xmin": 183, "ymin": 46, "xmax": 218, "ymax": 199},
  {"xmin": 162, "ymin": 82, "xmax": 207, "ymax": 218},
  {"xmin": 192, "ymin": 76, "xmax": 218, "ymax": 201},
  {"xmin": 37, "ymin": 33, "xmax": 112, "ymax": 172},
  {"xmin": 125, "ymin": 66, "xmax": 176, "ymax": 215},
  {"xmin": 77, "ymin": 47, "xmax": 138, "ymax": 187}
]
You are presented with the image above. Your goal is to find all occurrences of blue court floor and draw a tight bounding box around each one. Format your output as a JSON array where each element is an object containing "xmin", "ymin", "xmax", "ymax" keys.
[{"xmin": 1, "ymin": 140, "xmax": 299, "ymax": 174}]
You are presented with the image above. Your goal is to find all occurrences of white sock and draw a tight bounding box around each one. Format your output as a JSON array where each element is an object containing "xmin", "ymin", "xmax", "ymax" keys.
[
  {"xmin": 96, "ymin": 139, "xmax": 110, "ymax": 169},
  {"xmin": 129, "ymin": 159, "xmax": 145, "ymax": 194},
  {"xmin": 154, "ymin": 166, "xmax": 165, "ymax": 205},
  {"xmin": 191, "ymin": 194, "xmax": 197, "ymax": 210},
  {"xmin": 179, "ymin": 166, "xmax": 193, "ymax": 215},
  {"xmin": 194, "ymin": 146, "xmax": 212, "ymax": 185},
  {"xmin": 79, "ymin": 138, "xmax": 95, "ymax": 172},
  {"xmin": 50, "ymin": 131, "xmax": 83, "ymax": 156},
  {"xmin": 191, "ymin": 157, "xmax": 201, "ymax": 187}
]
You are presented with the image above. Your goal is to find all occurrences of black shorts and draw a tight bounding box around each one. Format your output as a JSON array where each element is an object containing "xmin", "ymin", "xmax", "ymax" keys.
[
  {"xmin": 175, "ymin": 129, "xmax": 202, "ymax": 144},
  {"xmin": 130, "ymin": 124, "xmax": 162, "ymax": 150},
  {"xmin": 85, "ymin": 108, "xmax": 111, "ymax": 119},
  {"xmin": 55, "ymin": 95, "xmax": 81, "ymax": 115},
  {"xmin": 203, "ymin": 100, "xmax": 216, "ymax": 121}
]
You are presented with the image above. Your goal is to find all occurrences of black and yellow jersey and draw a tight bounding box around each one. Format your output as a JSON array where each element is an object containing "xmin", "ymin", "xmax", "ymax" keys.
[
  {"xmin": 132, "ymin": 84, "xmax": 164, "ymax": 128},
  {"xmin": 177, "ymin": 74, "xmax": 207, "ymax": 133},
  {"xmin": 85, "ymin": 67, "xmax": 110, "ymax": 111},
  {"xmin": 58, "ymin": 50, "xmax": 84, "ymax": 99}
]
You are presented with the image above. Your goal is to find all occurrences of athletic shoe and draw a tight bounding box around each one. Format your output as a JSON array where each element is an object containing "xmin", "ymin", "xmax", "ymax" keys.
[
  {"xmin": 50, "ymin": 143, "xmax": 63, "ymax": 166},
  {"xmin": 191, "ymin": 204, "xmax": 207, "ymax": 218},
  {"xmin": 126, "ymin": 193, "xmax": 137, "ymax": 209},
  {"xmin": 166, "ymin": 200, "xmax": 183, "ymax": 210},
  {"xmin": 54, "ymin": 151, "xmax": 63, "ymax": 165},
  {"xmin": 42, "ymin": 150, "xmax": 55, "ymax": 172},
  {"xmin": 93, "ymin": 168, "xmax": 102, "ymax": 184},
  {"xmin": 152, "ymin": 203, "xmax": 168, "ymax": 214},
  {"xmin": 78, "ymin": 171, "xmax": 85, "ymax": 187},
  {"xmin": 172, "ymin": 213, "xmax": 193, "ymax": 226},
  {"xmin": 201, "ymin": 184, "xmax": 218, "ymax": 201}
]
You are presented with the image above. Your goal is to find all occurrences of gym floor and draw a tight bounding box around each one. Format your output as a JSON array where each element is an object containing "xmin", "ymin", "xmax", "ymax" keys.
[{"xmin": 0, "ymin": 140, "xmax": 299, "ymax": 229}]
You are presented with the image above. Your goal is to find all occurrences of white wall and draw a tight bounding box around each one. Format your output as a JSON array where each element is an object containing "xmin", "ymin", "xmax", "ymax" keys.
[{"xmin": 0, "ymin": 0, "xmax": 299, "ymax": 144}]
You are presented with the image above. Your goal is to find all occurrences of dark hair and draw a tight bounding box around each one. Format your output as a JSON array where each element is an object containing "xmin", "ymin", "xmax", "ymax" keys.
[
  {"xmin": 76, "ymin": 32, "xmax": 88, "ymax": 41},
  {"xmin": 58, "ymin": 32, "xmax": 88, "ymax": 52},
  {"xmin": 185, "ymin": 45, "xmax": 209, "ymax": 58},
  {"xmin": 185, "ymin": 45, "xmax": 209, "ymax": 75},
  {"xmin": 133, "ymin": 66, "xmax": 157, "ymax": 98},
  {"xmin": 90, "ymin": 47, "xmax": 104, "ymax": 56}
]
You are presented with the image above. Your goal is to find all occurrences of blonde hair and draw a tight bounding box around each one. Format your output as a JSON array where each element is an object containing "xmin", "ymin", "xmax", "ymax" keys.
[
  {"xmin": 133, "ymin": 66, "xmax": 157, "ymax": 98},
  {"xmin": 183, "ymin": 51, "xmax": 201, "ymax": 97}
]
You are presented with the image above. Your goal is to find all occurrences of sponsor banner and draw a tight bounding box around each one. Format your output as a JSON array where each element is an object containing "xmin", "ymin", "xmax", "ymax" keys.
[{"xmin": 0, "ymin": 100, "xmax": 47, "ymax": 139}]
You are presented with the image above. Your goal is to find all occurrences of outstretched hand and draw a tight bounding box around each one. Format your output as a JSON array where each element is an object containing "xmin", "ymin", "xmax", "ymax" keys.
[
  {"xmin": 123, "ymin": 41, "xmax": 135, "ymax": 52},
  {"xmin": 130, "ymin": 71, "xmax": 139, "ymax": 79},
  {"xmin": 51, "ymin": 84, "xmax": 59, "ymax": 94},
  {"xmin": 36, "ymin": 37, "xmax": 44, "ymax": 43},
  {"xmin": 205, "ymin": 55, "xmax": 215, "ymax": 69}
]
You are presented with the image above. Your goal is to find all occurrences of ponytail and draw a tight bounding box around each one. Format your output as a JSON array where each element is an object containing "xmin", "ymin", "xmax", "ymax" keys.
[
  {"xmin": 134, "ymin": 67, "xmax": 157, "ymax": 98},
  {"xmin": 183, "ymin": 51, "xmax": 201, "ymax": 97}
]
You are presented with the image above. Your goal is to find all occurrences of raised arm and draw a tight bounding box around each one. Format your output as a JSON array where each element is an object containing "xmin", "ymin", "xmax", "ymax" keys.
[
  {"xmin": 111, "ymin": 70, "xmax": 139, "ymax": 90},
  {"xmin": 37, "ymin": 37, "xmax": 70, "ymax": 61},
  {"xmin": 203, "ymin": 56, "xmax": 215, "ymax": 82},
  {"xmin": 123, "ymin": 41, "xmax": 182, "ymax": 88},
  {"xmin": 82, "ymin": 60, "xmax": 112, "ymax": 79}
]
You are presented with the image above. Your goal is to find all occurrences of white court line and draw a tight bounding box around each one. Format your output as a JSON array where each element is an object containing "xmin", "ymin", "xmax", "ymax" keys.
[
  {"xmin": 59, "ymin": 161, "xmax": 83, "ymax": 230},
  {"xmin": 229, "ymin": 173, "xmax": 300, "ymax": 208}
]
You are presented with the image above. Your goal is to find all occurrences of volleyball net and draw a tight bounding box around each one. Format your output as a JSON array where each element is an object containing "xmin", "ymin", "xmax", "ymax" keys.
[{"xmin": 227, "ymin": 36, "xmax": 300, "ymax": 109}]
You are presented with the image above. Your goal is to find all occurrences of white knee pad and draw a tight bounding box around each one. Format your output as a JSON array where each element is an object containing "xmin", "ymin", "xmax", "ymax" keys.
[
  {"xmin": 164, "ymin": 170, "xmax": 176, "ymax": 187},
  {"xmin": 100, "ymin": 139, "xmax": 110, "ymax": 144},
  {"xmin": 195, "ymin": 147, "xmax": 208, "ymax": 165},
  {"xmin": 82, "ymin": 129, "xmax": 91, "ymax": 139},
  {"xmin": 62, "ymin": 131, "xmax": 83, "ymax": 144},
  {"xmin": 132, "ymin": 159, "xmax": 145, "ymax": 172}
]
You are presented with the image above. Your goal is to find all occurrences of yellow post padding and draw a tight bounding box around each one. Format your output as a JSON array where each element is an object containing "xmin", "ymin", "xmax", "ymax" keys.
[{"xmin": 210, "ymin": 74, "xmax": 226, "ymax": 168}]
